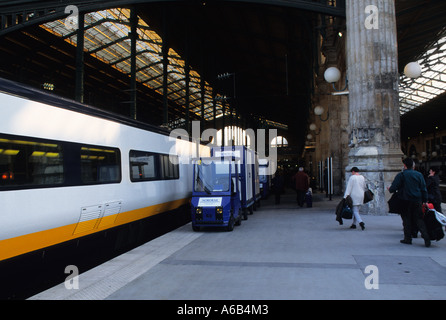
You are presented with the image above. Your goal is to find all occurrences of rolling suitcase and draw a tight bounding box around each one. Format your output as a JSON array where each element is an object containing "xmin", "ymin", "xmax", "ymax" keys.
[
  {"xmin": 305, "ymin": 188, "xmax": 312, "ymax": 208},
  {"xmin": 424, "ymin": 208, "xmax": 445, "ymax": 241}
]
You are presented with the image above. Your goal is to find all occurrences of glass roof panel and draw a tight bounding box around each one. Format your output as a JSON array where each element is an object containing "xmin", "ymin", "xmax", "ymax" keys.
[
  {"xmin": 40, "ymin": 8, "xmax": 225, "ymax": 122},
  {"xmin": 399, "ymin": 31, "xmax": 446, "ymax": 115}
]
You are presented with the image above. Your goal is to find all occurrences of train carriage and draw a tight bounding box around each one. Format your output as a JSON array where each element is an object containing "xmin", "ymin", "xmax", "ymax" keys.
[{"xmin": 0, "ymin": 78, "xmax": 207, "ymax": 298}]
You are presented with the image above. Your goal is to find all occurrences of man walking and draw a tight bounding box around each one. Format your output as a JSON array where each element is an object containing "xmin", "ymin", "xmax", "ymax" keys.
[
  {"xmin": 389, "ymin": 158, "xmax": 430, "ymax": 247},
  {"xmin": 292, "ymin": 167, "xmax": 309, "ymax": 207}
]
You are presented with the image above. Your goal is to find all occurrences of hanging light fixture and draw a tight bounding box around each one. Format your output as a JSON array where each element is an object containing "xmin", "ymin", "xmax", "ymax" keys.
[
  {"xmin": 314, "ymin": 105, "xmax": 329, "ymax": 121},
  {"xmin": 324, "ymin": 67, "xmax": 342, "ymax": 84},
  {"xmin": 314, "ymin": 106, "xmax": 324, "ymax": 116},
  {"xmin": 404, "ymin": 62, "xmax": 422, "ymax": 78},
  {"xmin": 309, "ymin": 123, "xmax": 321, "ymax": 135},
  {"xmin": 324, "ymin": 67, "xmax": 348, "ymax": 93}
]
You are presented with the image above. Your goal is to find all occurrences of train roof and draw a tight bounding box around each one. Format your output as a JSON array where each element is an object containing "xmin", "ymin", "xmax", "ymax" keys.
[{"xmin": 0, "ymin": 77, "xmax": 171, "ymax": 136}]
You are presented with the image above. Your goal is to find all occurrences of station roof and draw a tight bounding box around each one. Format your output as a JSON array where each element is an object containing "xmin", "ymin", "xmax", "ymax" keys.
[
  {"xmin": 396, "ymin": 0, "xmax": 446, "ymax": 139},
  {"xmin": 41, "ymin": 8, "xmax": 220, "ymax": 121},
  {"xmin": 0, "ymin": 0, "xmax": 445, "ymax": 145}
]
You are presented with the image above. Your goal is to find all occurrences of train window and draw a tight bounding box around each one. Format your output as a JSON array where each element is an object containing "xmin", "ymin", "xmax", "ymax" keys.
[
  {"xmin": 129, "ymin": 151, "xmax": 179, "ymax": 182},
  {"xmin": 129, "ymin": 150, "xmax": 158, "ymax": 181},
  {"xmin": 80, "ymin": 146, "xmax": 121, "ymax": 184},
  {"xmin": 161, "ymin": 154, "xmax": 179, "ymax": 180},
  {"xmin": 0, "ymin": 136, "xmax": 64, "ymax": 188}
]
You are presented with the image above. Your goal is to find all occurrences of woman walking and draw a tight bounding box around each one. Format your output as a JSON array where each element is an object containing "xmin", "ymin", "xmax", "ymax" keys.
[
  {"xmin": 426, "ymin": 166, "xmax": 442, "ymax": 213},
  {"xmin": 344, "ymin": 167, "xmax": 366, "ymax": 230}
]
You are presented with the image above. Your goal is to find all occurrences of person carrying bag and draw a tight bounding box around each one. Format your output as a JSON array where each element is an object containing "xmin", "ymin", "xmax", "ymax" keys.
[
  {"xmin": 335, "ymin": 196, "xmax": 353, "ymax": 225},
  {"xmin": 388, "ymin": 158, "xmax": 430, "ymax": 247},
  {"xmin": 363, "ymin": 184, "xmax": 374, "ymax": 204},
  {"xmin": 343, "ymin": 167, "xmax": 366, "ymax": 230},
  {"xmin": 388, "ymin": 172, "xmax": 406, "ymax": 214}
]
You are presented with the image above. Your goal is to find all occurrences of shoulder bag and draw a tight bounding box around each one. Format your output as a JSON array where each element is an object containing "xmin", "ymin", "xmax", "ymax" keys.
[
  {"xmin": 387, "ymin": 172, "xmax": 405, "ymax": 214},
  {"xmin": 363, "ymin": 184, "xmax": 374, "ymax": 204}
]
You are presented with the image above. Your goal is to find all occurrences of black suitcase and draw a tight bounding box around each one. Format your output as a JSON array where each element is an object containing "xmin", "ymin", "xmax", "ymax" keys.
[{"xmin": 424, "ymin": 209, "xmax": 445, "ymax": 241}]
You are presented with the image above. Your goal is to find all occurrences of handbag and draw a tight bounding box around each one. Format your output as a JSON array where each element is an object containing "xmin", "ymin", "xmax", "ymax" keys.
[
  {"xmin": 363, "ymin": 184, "xmax": 374, "ymax": 203},
  {"xmin": 388, "ymin": 172, "xmax": 406, "ymax": 214},
  {"xmin": 341, "ymin": 205, "xmax": 353, "ymax": 219},
  {"xmin": 388, "ymin": 192, "xmax": 404, "ymax": 214}
]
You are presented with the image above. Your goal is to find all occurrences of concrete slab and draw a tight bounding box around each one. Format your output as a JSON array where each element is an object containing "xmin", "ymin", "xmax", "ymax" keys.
[
  {"xmin": 354, "ymin": 255, "xmax": 446, "ymax": 286},
  {"xmin": 30, "ymin": 192, "xmax": 446, "ymax": 300}
]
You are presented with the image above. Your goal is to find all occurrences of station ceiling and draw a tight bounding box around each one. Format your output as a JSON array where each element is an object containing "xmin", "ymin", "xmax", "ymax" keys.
[
  {"xmin": 0, "ymin": 0, "xmax": 445, "ymax": 148},
  {"xmin": 396, "ymin": 0, "xmax": 446, "ymax": 139}
]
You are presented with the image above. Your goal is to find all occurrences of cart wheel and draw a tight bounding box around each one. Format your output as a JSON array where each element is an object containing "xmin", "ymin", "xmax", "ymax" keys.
[
  {"xmin": 249, "ymin": 205, "xmax": 254, "ymax": 215},
  {"xmin": 243, "ymin": 208, "xmax": 248, "ymax": 220},
  {"xmin": 226, "ymin": 215, "xmax": 235, "ymax": 231},
  {"xmin": 235, "ymin": 209, "xmax": 242, "ymax": 226},
  {"xmin": 192, "ymin": 225, "xmax": 200, "ymax": 232}
]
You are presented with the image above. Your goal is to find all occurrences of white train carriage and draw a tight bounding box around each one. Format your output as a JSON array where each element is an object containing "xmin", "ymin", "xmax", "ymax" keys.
[{"xmin": 0, "ymin": 78, "xmax": 206, "ymax": 263}]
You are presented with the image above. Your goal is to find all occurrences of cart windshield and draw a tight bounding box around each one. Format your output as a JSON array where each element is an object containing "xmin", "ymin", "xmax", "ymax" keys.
[{"xmin": 194, "ymin": 159, "xmax": 231, "ymax": 193}]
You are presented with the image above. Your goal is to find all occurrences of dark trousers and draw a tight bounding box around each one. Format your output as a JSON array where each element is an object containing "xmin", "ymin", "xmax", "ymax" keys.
[
  {"xmin": 401, "ymin": 201, "xmax": 429, "ymax": 241},
  {"xmin": 296, "ymin": 190, "xmax": 305, "ymax": 207}
]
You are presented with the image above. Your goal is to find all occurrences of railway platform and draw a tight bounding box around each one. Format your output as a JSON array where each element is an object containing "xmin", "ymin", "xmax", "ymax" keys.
[{"xmin": 30, "ymin": 191, "xmax": 446, "ymax": 300}]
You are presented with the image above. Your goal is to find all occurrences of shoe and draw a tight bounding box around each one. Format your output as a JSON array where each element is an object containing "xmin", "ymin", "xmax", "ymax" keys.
[
  {"xmin": 350, "ymin": 224, "xmax": 356, "ymax": 229},
  {"xmin": 359, "ymin": 222, "xmax": 365, "ymax": 230},
  {"xmin": 424, "ymin": 237, "xmax": 431, "ymax": 248},
  {"xmin": 400, "ymin": 239, "xmax": 412, "ymax": 245}
]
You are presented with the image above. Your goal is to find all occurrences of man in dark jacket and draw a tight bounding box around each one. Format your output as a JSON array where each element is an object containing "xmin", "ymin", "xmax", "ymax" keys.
[
  {"xmin": 292, "ymin": 167, "xmax": 309, "ymax": 207},
  {"xmin": 389, "ymin": 158, "xmax": 430, "ymax": 247}
]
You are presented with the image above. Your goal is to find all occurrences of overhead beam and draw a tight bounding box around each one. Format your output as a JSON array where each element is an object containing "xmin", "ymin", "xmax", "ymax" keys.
[
  {"xmin": 129, "ymin": 7, "xmax": 137, "ymax": 119},
  {"xmin": 0, "ymin": 0, "xmax": 345, "ymax": 37},
  {"xmin": 74, "ymin": 11, "xmax": 84, "ymax": 103}
]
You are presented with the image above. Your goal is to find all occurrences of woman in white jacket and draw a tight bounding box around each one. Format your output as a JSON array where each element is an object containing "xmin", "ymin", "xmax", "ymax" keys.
[{"xmin": 344, "ymin": 167, "xmax": 366, "ymax": 230}]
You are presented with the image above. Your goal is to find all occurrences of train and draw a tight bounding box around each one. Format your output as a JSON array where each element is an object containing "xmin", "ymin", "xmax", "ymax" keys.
[{"xmin": 0, "ymin": 77, "xmax": 208, "ymax": 298}]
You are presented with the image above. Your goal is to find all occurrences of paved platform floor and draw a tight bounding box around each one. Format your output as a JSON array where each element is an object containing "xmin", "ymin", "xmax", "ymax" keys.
[{"xmin": 30, "ymin": 191, "xmax": 446, "ymax": 300}]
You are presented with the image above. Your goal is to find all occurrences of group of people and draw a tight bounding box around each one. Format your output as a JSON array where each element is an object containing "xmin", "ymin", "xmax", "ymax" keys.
[
  {"xmin": 270, "ymin": 159, "xmax": 443, "ymax": 248},
  {"xmin": 343, "ymin": 157, "xmax": 443, "ymax": 247},
  {"xmin": 271, "ymin": 167, "xmax": 310, "ymax": 206}
]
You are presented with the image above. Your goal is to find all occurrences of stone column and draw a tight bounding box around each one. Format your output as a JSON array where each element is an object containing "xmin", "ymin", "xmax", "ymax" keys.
[{"xmin": 346, "ymin": 0, "xmax": 403, "ymax": 215}]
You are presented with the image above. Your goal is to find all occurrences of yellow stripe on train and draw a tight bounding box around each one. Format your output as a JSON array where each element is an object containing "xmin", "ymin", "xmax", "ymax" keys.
[{"xmin": 0, "ymin": 198, "xmax": 189, "ymax": 261}]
